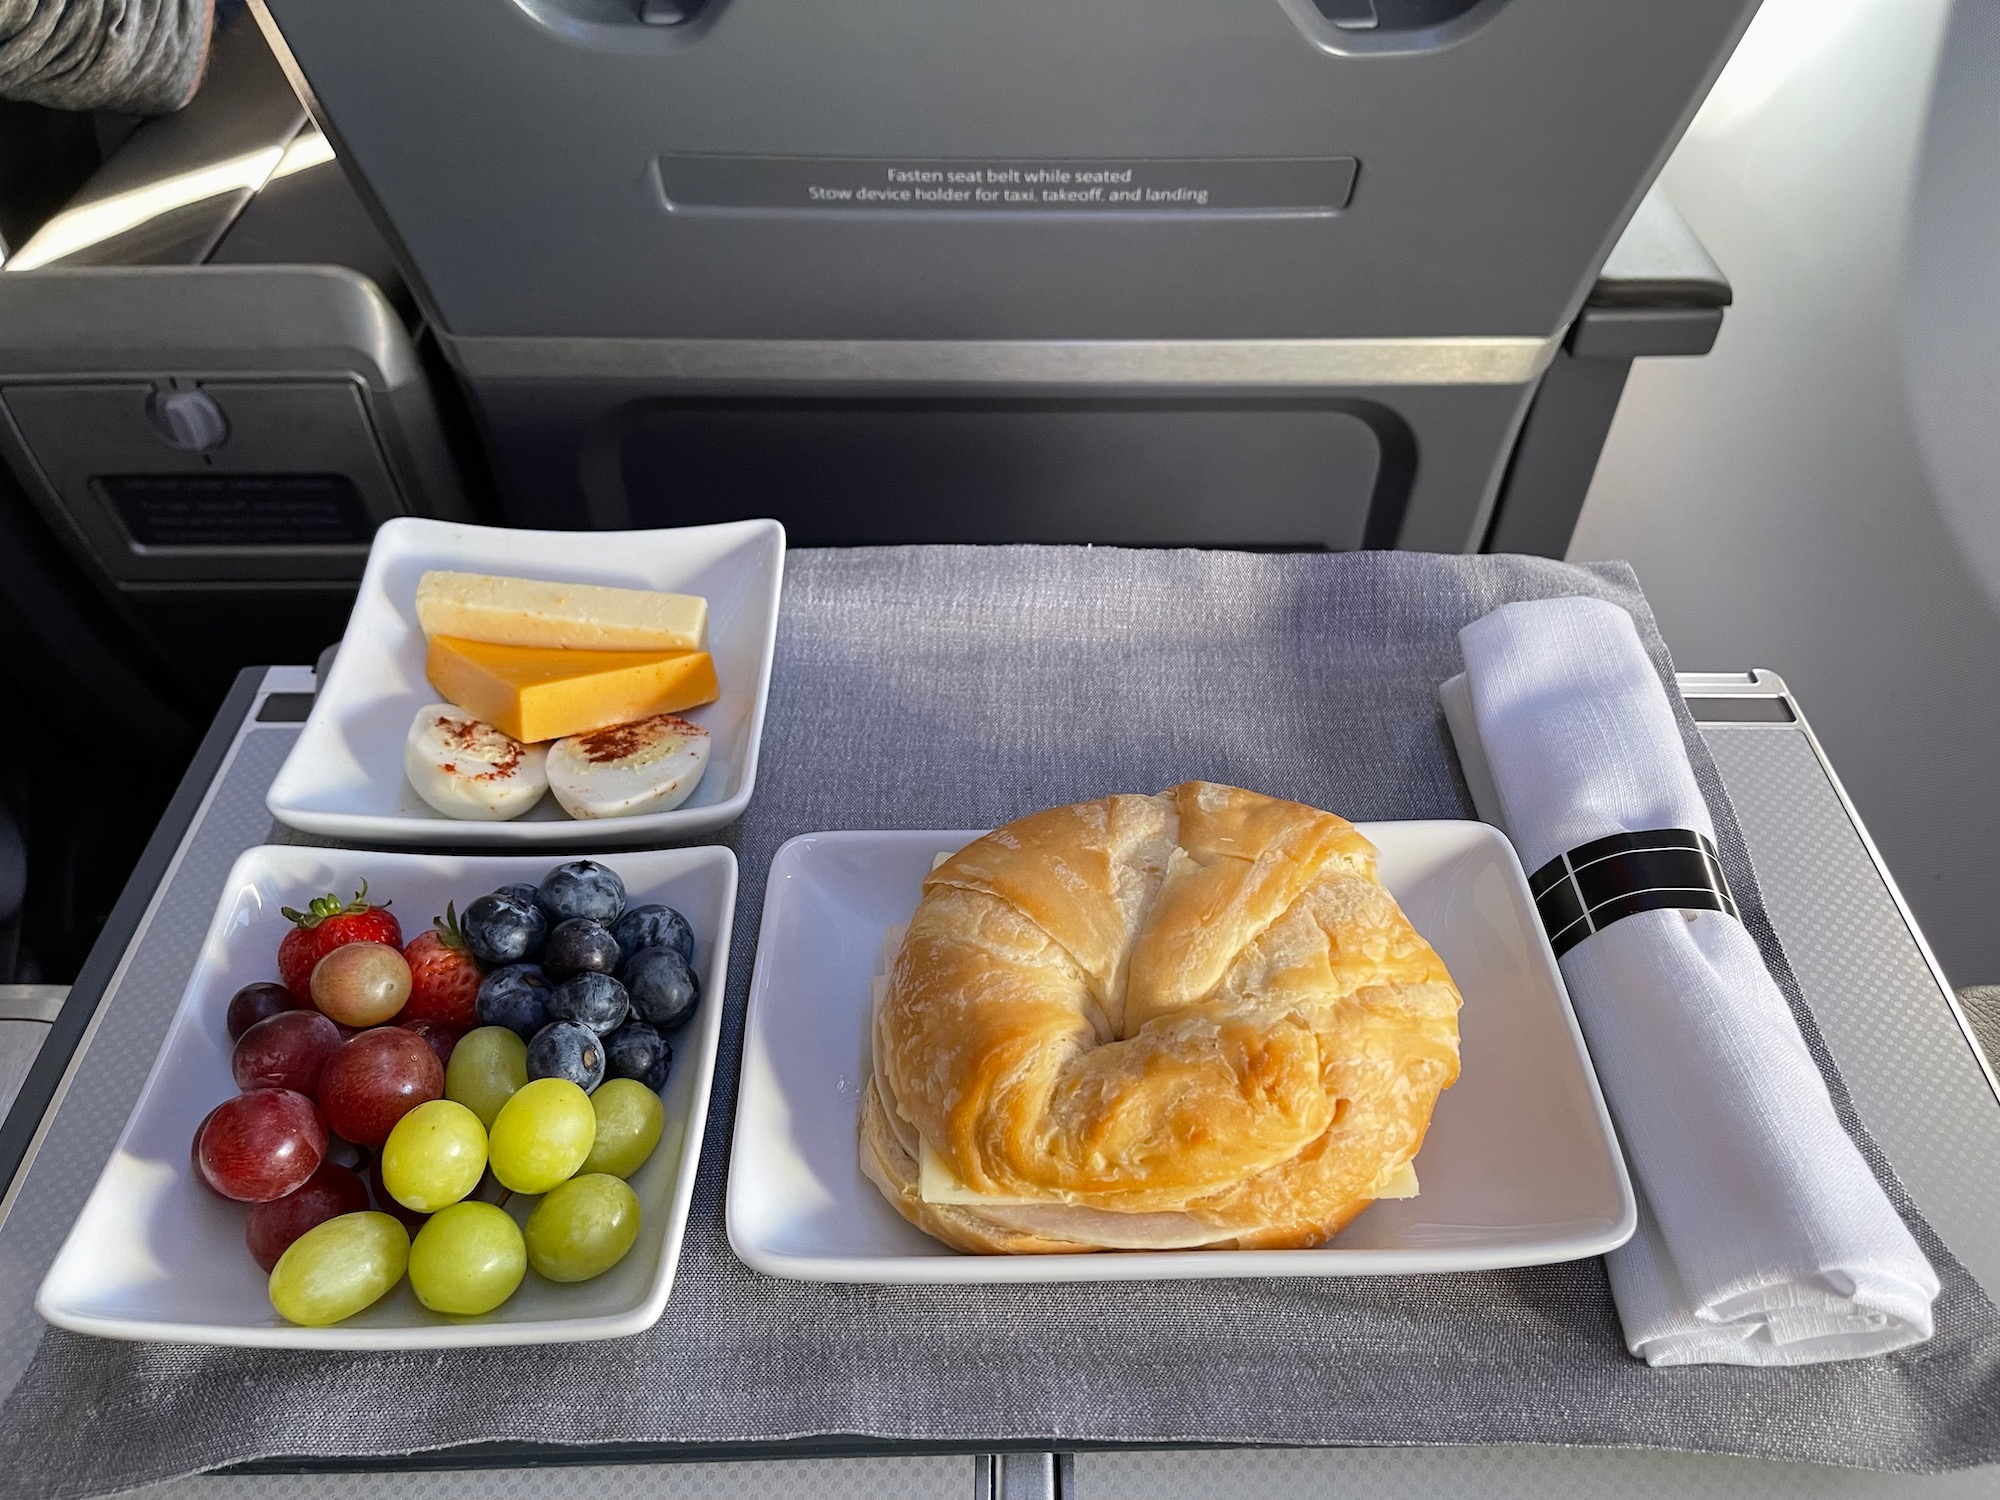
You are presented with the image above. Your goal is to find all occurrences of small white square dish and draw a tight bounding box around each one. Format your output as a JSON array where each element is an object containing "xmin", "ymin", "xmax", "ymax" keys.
[
  {"xmin": 266, "ymin": 516, "xmax": 784, "ymax": 845},
  {"xmin": 38, "ymin": 843, "xmax": 735, "ymax": 1348},
  {"xmin": 727, "ymin": 821, "xmax": 1635, "ymax": 1283}
]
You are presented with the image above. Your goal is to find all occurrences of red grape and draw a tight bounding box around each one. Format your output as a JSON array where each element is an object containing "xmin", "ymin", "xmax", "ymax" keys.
[
  {"xmin": 231, "ymin": 1011, "xmax": 341, "ymax": 1096},
  {"xmin": 245, "ymin": 1161, "xmax": 369, "ymax": 1271},
  {"xmin": 189, "ymin": 1103, "xmax": 224, "ymax": 1193},
  {"xmin": 226, "ymin": 982, "xmax": 298, "ymax": 1041},
  {"xmin": 311, "ymin": 942, "xmax": 411, "ymax": 1027},
  {"xmin": 196, "ymin": 1088, "xmax": 327, "ymax": 1202},
  {"xmin": 401, "ymin": 1019, "xmax": 461, "ymax": 1070},
  {"xmin": 317, "ymin": 1027, "xmax": 443, "ymax": 1147}
]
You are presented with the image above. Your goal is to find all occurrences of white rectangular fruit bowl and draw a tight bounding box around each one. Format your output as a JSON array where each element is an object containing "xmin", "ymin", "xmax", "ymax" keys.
[
  {"xmin": 728, "ymin": 821, "xmax": 1635, "ymax": 1284},
  {"xmin": 37, "ymin": 844, "xmax": 735, "ymax": 1348},
  {"xmin": 266, "ymin": 516, "xmax": 785, "ymax": 846}
]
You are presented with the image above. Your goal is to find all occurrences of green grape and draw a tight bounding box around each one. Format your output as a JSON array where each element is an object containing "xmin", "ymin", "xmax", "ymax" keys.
[
  {"xmin": 268, "ymin": 1211, "xmax": 409, "ymax": 1326},
  {"xmin": 380, "ymin": 1099, "xmax": 487, "ymax": 1212},
  {"xmin": 445, "ymin": 1026, "xmax": 528, "ymax": 1128},
  {"xmin": 488, "ymin": 1077, "xmax": 595, "ymax": 1194},
  {"xmin": 408, "ymin": 1201, "xmax": 526, "ymax": 1316},
  {"xmin": 580, "ymin": 1078, "xmax": 665, "ymax": 1179},
  {"xmin": 524, "ymin": 1173, "xmax": 641, "ymax": 1283}
]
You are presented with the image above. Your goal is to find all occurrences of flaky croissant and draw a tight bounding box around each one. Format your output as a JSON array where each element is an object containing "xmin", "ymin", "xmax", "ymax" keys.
[{"xmin": 861, "ymin": 781, "xmax": 1462, "ymax": 1253}]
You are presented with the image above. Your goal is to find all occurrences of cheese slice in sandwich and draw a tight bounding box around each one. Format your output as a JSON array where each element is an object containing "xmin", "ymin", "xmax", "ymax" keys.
[
  {"xmin": 919, "ymin": 1137, "xmax": 1044, "ymax": 1207},
  {"xmin": 919, "ymin": 1137, "xmax": 1418, "ymax": 1207},
  {"xmin": 1372, "ymin": 1161, "xmax": 1420, "ymax": 1199}
]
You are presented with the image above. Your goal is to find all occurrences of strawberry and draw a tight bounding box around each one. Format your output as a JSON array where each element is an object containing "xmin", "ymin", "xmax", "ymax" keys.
[
  {"xmin": 276, "ymin": 883, "xmax": 403, "ymax": 1001},
  {"xmin": 401, "ymin": 903, "xmax": 485, "ymax": 1030}
]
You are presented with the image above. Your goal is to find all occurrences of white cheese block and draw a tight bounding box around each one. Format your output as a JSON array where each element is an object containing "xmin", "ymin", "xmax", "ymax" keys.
[{"xmin": 415, "ymin": 570, "xmax": 707, "ymax": 651}]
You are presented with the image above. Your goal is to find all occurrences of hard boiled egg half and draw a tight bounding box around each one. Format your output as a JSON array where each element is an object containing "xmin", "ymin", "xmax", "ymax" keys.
[
  {"xmin": 547, "ymin": 713, "xmax": 710, "ymax": 819},
  {"xmin": 404, "ymin": 704, "xmax": 548, "ymax": 820}
]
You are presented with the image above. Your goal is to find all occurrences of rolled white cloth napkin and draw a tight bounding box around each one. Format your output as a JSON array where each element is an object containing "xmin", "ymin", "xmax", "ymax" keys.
[{"xmin": 1442, "ymin": 596, "xmax": 1938, "ymax": 1367}]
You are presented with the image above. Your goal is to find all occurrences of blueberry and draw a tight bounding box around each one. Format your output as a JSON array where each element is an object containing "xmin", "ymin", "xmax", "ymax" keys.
[
  {"xmin": 537, "ymin": 860, "xmax": 626, "ymax": 926},
  {"xmin": 527, "ymin": 1021, "xmax": 605, "ymax": 1092},
  {"xmin": 605, "ymin": 1021, "xmax": 671, "ymax": 1091},
  {"xmin": 476, "ymin": 963, "xmax": 552, "ymax": 1039},
  {"xmin": 462, "ymin": 891, "xmax": 547, "ymax": 966},
  {"xmin": 612, "ymin": 904, "xmax": 695, "ymax": 964},
  {"xmin": 547, "ymin": 970, "xmax": 629, "ymax": 1035},
  {"xmin": 494, "ymin": 882, "xmax": 541, "ymax": 908},
  {"xmin": 542, "ymin": 917, "xmax": 621, "ymax": 981},
  {"xmin": 620, "ymin": 944, "xmax": 699, "ymax": 1031}
]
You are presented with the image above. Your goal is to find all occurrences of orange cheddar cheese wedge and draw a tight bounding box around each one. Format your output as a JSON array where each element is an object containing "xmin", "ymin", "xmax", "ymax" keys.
[{"xmin": 425, "ymin": 636, "xmax": 719, "ymax": 744}]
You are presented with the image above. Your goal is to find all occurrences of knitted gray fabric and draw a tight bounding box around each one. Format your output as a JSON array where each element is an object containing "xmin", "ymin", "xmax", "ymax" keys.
[
  {"xmin": 0, "ymin": 0, "xmax": 210, "ymax": 114},
  {"xmin": 0, "ymin": 549, "xmax": 1995, "ymax": 1497}
]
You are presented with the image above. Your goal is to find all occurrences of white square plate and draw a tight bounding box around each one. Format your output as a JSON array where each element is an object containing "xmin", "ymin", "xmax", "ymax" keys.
[
  {"xmin": 266, "ymin": 516, "xmax": 785, "ymax": 845},
  {"xmin": 728, "ymin": 822, "xmax": 1635, "ymax": 1282},
  {"xmin": 38, "ymin": 843, "xmax": 735, "ymax": 1348}
]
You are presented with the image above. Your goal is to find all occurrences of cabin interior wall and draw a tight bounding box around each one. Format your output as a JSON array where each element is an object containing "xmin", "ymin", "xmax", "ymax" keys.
[{"xmin": 1573, "ymin": 0, "xmax": 2000, "ymax": 986}]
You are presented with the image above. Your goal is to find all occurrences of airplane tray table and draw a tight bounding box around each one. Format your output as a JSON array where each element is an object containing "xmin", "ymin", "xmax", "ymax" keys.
[{"xmin": 0, "ymin": 549, "xmax": 1994, "ymax": 1500}]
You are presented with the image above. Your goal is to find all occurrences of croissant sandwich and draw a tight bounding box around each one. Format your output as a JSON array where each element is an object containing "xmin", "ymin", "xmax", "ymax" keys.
[{"xmin": 860, "ymin": 781, "xmax": 1462, "ymax": 1254}]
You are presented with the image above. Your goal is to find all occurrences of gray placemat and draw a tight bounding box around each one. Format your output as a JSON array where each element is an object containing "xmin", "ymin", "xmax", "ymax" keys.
[{"xmin": 3, "ymin": 547, "xmax": 1997, "ymax": 1496}]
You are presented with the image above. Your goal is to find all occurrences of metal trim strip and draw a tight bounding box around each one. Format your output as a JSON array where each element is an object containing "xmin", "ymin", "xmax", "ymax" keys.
[
  {"xmin": 443, "ymin": 333, "xmax": 1561, "ymax": 389},
  {"xmin": 0, "ymin": 987, "xmax": 67, "ymax": 1025}
]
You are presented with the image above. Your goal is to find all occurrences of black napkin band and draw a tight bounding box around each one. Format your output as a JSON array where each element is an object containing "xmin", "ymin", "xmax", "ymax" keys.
[{"xmin": 1528, "ymin": 828, "xmax": 1737, "ymax": 958}]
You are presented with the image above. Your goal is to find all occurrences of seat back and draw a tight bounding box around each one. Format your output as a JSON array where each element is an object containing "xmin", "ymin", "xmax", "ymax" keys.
[{"xmin": 256, "ymin": 0, "xmax": 1762, "ymax": 548}]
